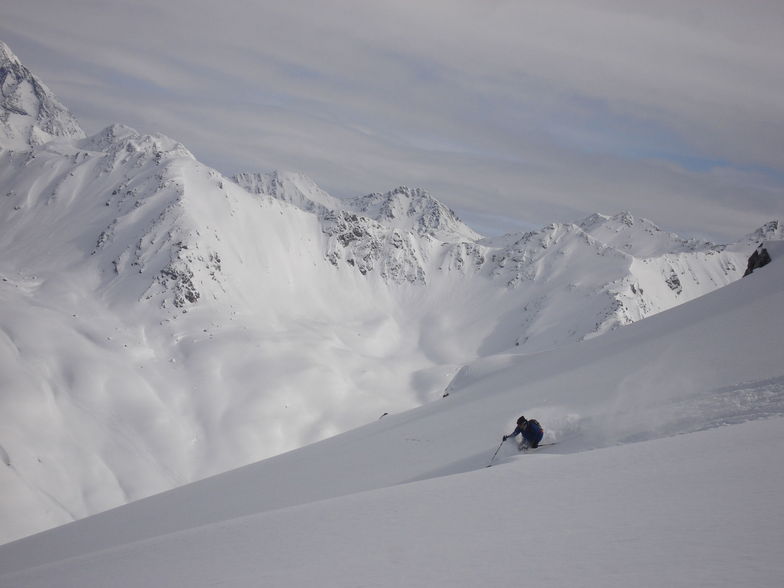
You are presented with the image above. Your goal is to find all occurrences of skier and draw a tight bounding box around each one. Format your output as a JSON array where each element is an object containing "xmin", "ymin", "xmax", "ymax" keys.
[{"xmin": 503, "ymin": 415, "xmax": 544, "ymax": 450}]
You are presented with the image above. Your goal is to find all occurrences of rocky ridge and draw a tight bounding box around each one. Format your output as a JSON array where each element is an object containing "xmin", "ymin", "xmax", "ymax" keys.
[{"xmin": 0, "ymin": 41, "xmax": 85, "ymax": 149}]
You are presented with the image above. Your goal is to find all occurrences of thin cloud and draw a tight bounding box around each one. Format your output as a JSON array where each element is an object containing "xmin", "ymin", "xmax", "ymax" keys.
[{"xmin": 2, "ymin": 0, "xmax": 782, "ymax": 240}]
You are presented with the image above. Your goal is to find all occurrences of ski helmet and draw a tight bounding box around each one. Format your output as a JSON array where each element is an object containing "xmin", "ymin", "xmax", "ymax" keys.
[{"xmin": 517, "ymin": 416, "xmax": 527, "ymax": 425}]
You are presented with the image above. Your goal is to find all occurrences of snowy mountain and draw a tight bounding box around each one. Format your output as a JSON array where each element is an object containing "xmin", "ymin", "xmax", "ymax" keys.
[
  {"xmin": 234, "ymin": 172, "xmax": 481, "ymax": 242},
  {"xmin": 1, "ymin": 241, "xmax": 782, "ymax": 587},
  {"xmin": 0, "ymin": 41, "xmax": 85, "ymax": 149},
  {"xmin": 344, "ymin": 185, "xmax": 484, "ymax": 242},
  {"xmin": 234, "ymin": 169, "xmax": 776, "ymax": 350},
  {"xmin": 233, "ymin": 169, "xmax": 343, "ymax": 213},
  {"xmin": 0, "ymin": 40, "xmax": 781, "ymax": 546}
]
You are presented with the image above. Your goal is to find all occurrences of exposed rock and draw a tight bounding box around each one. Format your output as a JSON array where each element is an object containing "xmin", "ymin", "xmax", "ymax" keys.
[
  {"xmin": 665, "ymin": 272, "xmax": 683, "ymax": 294},
  {"xmin": 743, "ymin": 247, "xmax": 772, "ymax": 277}
]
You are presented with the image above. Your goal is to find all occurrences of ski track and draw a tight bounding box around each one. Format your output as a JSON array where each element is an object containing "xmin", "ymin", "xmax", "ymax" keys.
[
  {"xmin": 404, "ymin": 376, "xmax": 784, "ymax": 478},
  {"xmin": 530, "ymin": 376, "xmax": 784, "ymax": 456}
]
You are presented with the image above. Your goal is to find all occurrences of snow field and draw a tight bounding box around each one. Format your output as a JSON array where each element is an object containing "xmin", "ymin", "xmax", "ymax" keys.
[{"xmin": 3, "ymin": 417, "xmax": 783, "ymax": 588}]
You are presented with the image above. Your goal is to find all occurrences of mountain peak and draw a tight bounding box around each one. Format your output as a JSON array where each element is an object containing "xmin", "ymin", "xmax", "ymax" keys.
[
  {"xmin": 346, "ymin": 186, "xmax": 482, "ymax": 242},
  {"xmin": 577, "ymin": 210, "xmax": 714, "ymax": 257},
  {"xmin": 577, "ymin": 212, "xmax": 610, "ymax": 230},
  {"xmin": 233, "ymin": 169, "xmax": 342, "ymax": 212},
  {"xmin": 0, "ymin": 40, "xmax": 85, "ymax": 149},
  {"xmin": 612, "ymin": 210, "xmax": 636, "ymax": 226},
  {"xmin": 745, "ymin": 220, "xmax": 783, "ymax": 244},
  {"xmin": 82, "ymin": 124, "xmax": 194, "ymax": 166},
  {"xmin": 579, "ymin": 210, "xmax": 655, "ymax": 231},
  {"xmin": 0, "ymin": 41, "xmax": 21, "ymax": 67}
]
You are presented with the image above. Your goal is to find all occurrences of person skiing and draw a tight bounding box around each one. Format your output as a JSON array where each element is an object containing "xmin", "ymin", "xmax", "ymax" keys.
[{"xmin": 503, "ymin": 415, "xmax": 543, "ymax": 450}]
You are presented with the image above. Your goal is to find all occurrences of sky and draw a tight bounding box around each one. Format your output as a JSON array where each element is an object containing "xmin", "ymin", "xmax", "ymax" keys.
[{"xmin": 2, "ymin": 0, "xmax": 783, "ymax": 240}]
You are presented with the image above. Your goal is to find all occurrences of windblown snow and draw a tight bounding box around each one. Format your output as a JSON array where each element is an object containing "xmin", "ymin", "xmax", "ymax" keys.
[{"xmin": 1, "ymin": 41, "xmax": 783, "ymax": 586}]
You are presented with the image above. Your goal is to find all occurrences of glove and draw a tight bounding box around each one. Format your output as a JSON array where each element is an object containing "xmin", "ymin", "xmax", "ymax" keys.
[{"xmin": 502, "ymin": 435, "xmax": 508, "ymax": 441}]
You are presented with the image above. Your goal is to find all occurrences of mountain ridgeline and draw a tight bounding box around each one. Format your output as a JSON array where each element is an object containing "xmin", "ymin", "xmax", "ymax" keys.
[
  {"xmin": 1, "ymin": 40, "xmax": 777, "ymax": 344},
  {"xmin": 0, "ymin": 40, "xmax": 781, "ymax": 544}
]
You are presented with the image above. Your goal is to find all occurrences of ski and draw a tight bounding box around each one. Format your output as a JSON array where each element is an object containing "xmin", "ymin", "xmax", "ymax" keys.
[{"xmin": 519, "ymin": 442, "xmax": 557, "ymax": 452}]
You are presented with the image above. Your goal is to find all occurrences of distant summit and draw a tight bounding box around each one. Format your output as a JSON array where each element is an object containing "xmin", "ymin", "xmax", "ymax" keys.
[
  {"xmin": 233, "ymin": 169, "xmax": 343, "ymax": 213},
  {"xmin": 577, "ymin": 211, "xmax": 715, "ymax": 257},
  {"xmin": 234, "ymin": 173, "xmax": 482, "ymax": 244},
  {"xmin": 743, "ymin": 220, "xmax": 783, "ymax": 245},
  {"xmin": 345, "ymin": 186, "xmax": 482, "ymax": 243},
  {"xmin": 0, "ymin": 41, "xmax": 85, "ymax": 149}
]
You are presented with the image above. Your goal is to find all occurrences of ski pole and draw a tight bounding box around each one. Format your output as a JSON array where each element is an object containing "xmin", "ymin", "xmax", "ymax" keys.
[{"xmin": 486, "ymin": 439, "xmax": 505, "ymax": 467}]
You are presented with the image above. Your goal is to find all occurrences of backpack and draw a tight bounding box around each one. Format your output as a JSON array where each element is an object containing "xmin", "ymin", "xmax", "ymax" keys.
[{"xmin": 524, "ymin": 419, "xmax": 543, "ymax": 444}]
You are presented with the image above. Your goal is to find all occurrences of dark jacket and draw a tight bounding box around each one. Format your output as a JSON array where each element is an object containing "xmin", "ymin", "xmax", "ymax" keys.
[{"xmin": 507, "ymin": 419, "xmax": 544, "ymax": 446}]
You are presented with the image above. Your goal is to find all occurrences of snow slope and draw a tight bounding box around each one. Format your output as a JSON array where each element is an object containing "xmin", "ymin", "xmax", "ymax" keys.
[
  {"xmin": 1, "ymin": 39, "xmax": 781, "ymax": 545},
  {"xmin": 3, "ymin": 420, "xmax": 782, "ymax": 588},
  {"xmin": 2, "ymin": 245, "xmax": 782, "ymax": 587}
]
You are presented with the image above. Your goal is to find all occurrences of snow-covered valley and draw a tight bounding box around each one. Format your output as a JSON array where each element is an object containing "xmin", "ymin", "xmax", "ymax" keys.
[
  {"xmin": 1, "ymin": 38, "xmax": 783, "ymax": 585},
  {"xmin": 2, "ymin": 234, "xmax": 783, "ymax": 587}
]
